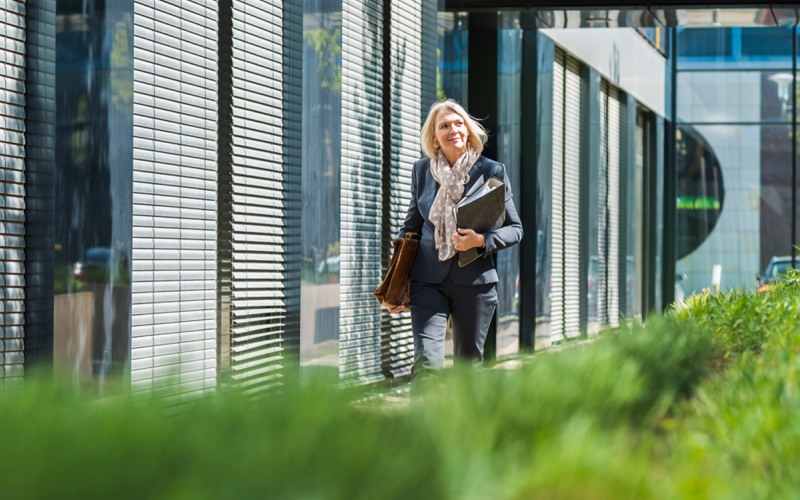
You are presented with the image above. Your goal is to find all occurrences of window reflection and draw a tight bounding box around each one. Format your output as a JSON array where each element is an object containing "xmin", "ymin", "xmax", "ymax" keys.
[
  {"xmin": 300, "ymin": 0, "xmax": 342, "ymax": 373},
  {"xmin": 54, "ymin": 0, "xmax": 132, "ymax": 385},
  {"xmin": 677, "ymin": 27, "xmax": 794, "ymax": 294},
  {"xmin": 437, "ymin": 12, "xmax": 468, "ymax": 104},
  {"xmin": 676, "ymin": 124, "xmax": 790, "ymax": 292}
]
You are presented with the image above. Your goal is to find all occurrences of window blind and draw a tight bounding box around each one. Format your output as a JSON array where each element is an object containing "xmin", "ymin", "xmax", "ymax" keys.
[
  {"xmin": 607, "ymin": 85, "xmax": 621, "ymax": 328},
  {"xmin": 597, "ymin": 79, "xmax": 609, "ymax": 328},
  {"xmin": 130, "ymin": 0, "xmax": 219, "ymax": 402},
  {"xmin": 550, "ymin": 46, "xmax": 565, "ymax": 343},
  {"xmin": 0, "ymin": 0, "xmax": 27, "ymax": 390},
  {"xmin": 381, "ymin": 0, "xmax": 425, "ymax": 379},
  {"xmin": 562, "ymin": 55, "xmax": 581, "ymax": 339},
  {"xmin": 340, "ymin": 0, "xmax": 385, "ymax": 386},
  {"xmin": 217, "ymin": 0, "xmax": 302, "ymax": 395}
]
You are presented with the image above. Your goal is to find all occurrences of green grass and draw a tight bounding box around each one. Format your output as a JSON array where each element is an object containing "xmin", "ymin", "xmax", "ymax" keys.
[{"xmin": 3, "ymin": 276, "xmax": 800, "ymax": 499}]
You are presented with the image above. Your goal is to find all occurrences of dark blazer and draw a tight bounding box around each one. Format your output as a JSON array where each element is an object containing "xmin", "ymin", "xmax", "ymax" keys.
[{"xmin": 398, "ymin": 156, "xmax": 523, "ymax": 286}]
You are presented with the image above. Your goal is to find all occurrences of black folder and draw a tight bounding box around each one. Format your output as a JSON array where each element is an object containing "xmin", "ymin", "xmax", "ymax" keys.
[{"xmin": 455, "ymin": 176, "xmax": 505, "ymax": 267}]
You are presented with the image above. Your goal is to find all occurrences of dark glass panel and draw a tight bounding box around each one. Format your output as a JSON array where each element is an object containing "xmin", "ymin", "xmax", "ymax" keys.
[
  {"xmin": 741, "ymin": 27, "xmax": 792, "ymax": 57},
  {"xmin": 678, "ymin": 28, "xmax": 732, "ymax": 58},
  {"xmin": 495, "ymin": 14, "xmax": 521, "ymax": 358}
]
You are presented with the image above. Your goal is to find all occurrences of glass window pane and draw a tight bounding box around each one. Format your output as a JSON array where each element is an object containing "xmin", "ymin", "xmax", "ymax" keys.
[
  {"xmin": 437, "ymin": 12, "xmax": 469, "ymax": 105},
  {"xmin": 677, "ymin": 71, "xmax": 792, "ymax": 123},
  {"xmin": 300, "ymin": 0, "xmax": 343, "ymax": 372},
  {"xmin": 741, "ymin": 27, "xmax": 792, "ymax": 57},
  {"xmin": 678, "ymin": 27, "xmax": 793, "ymax": 70},
  {"xmin": 678, "ymin": 28, "xmax": 732, "ymax": 58},
  {"xmin": 676, "ymin": 124, "xmax": 792, "ymax": 293}
]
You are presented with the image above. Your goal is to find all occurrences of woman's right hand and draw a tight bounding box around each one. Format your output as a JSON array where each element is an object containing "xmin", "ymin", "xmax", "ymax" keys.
[{"xmin": 387, "ymin": 305, "xmax": 405, "ymax": 314}]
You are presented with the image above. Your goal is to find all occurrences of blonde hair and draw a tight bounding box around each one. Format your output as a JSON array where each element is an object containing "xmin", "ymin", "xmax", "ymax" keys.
[{"xmin": 420, "ymin": 99, "xmax": 488, "ymax": 159}]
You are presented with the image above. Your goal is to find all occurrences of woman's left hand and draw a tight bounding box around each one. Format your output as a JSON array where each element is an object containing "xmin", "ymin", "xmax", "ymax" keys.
[{"xmin": 452, "ymin": 228, "xmax": 485, "ymax": 252}]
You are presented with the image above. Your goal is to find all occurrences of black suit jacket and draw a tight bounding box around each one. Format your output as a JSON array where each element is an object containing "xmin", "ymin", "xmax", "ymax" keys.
[{"xmin": 398, "ymin": 156, "xmax": 523, "ymax": 286}]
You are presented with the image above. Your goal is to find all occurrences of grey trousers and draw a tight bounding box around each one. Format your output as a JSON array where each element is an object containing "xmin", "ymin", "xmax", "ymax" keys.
[{"xmin": 409, "ymin": 275, "xmax": 498, "ymax": 390}]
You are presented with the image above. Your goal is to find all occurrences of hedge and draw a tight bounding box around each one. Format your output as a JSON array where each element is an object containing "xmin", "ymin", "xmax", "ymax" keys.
[{"xmin": 3, "ymin": 273, "xmax": 800, "ymax": 499}]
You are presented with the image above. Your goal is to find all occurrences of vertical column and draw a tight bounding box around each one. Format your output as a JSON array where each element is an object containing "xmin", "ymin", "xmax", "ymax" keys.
[
  {"xmin": 495, "ymin": 11, "xmax": 521, "ymax": 359},
  {"xmin": 1, "ymin": 0, "xmax": 27, "ymax": 389},
  {"xmin": 339, "ymin": 0, "xmax": 384, "ymax": 386},
  {"xmin": 550, "ymin": 46, "xmax": 565, "ymax": 343},
  {"xmin": 518, "ymin": 25, "xmax": 536, "ymax": 351},
  {"xmin": 597, "ymin": 79, "xmax": 609, "ymax": 330},
  {"xmin": 653, "ymin": 115, "xmax": 664, "ymax": 313},
  {"xmin": 282, "ymin": 0, "xmax": 303, "ymax": 371},
  {"xmin": 663, "ymin": 27, "xmax": 677, "ymax": 309},
  {"xmin": 131, "ymin": 0, "xmax": 218, "ymax": 401},
  {"xmin": 619, "ymin": 93, "xmax": 632, "ymax": 321},
  {"xmin": 579, "ymin": 66, "xmax": 601, "ymax": 338},
  {"xmin": 523, "ymin": 31, "xmax": 554, "ymax": 350},
  {"xmin": 419, "ymin": 0, "xmax": 437, "ymax": 112},
  {"xmin": 467, "ymin": 12, "xmax": 497, "ymax": 160},
  {"xmin": 607, "ymin": 86, "xmax": 621, "ymax": 327},
  {"xmin": 23, "ymin": 0, "xmax": 56, "ymax": 375},
  {"xmin": 466, "ymin": 11, "xmax": 498, "ymax": 357},
  {"xmin": 622, "ymin": 93, "xmax": 639, "ymax": 321},
  {"xmin": 217, "ymin": 0, "xmax": 302, "ymax": 395},
  {"xmin": 562, "ymin": 55, "xmax": 581, "ymax": 339}
]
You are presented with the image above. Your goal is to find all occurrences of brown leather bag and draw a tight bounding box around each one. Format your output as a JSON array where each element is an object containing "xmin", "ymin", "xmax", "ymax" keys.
[{"xmin": 374, "ymin": 233, "xmax": 420, "ymax": 311}]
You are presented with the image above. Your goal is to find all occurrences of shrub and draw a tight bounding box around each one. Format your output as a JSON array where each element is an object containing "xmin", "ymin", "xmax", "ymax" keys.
[
  {"xmin": 0, "ymin": 381, "xmax": 445, "ymax": 500},
  {"xmin": 4, "ymin": 277, "xmax": 799, "ymax": 499},
  {"xmin": 674, "ymin": 271, "xmax": 800, "ymax": 359}
]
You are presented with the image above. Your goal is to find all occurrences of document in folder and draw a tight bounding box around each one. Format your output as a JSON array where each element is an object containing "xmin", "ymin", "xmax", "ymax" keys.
[{"xmin": 454, "ymin": 177, "xmax": 506, "ymax": 267}]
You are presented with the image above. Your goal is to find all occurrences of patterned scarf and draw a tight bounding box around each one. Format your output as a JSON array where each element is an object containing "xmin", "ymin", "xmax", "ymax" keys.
[{"xmin": 429, "ymin": 147, "xmax": 479, "ymax": 261}]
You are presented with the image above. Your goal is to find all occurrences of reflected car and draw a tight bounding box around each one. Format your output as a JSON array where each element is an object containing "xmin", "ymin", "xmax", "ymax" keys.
[
  {"xmin": 759, "ymin": 256, "xmax": 792, "ymax": 286},
  {"xmin": 72, "ymin": 247, "xmax": 128, "ymax": 283},
  {"xmin": 317, "ymin": 255, "xmax": 340, "ymax": 273}
]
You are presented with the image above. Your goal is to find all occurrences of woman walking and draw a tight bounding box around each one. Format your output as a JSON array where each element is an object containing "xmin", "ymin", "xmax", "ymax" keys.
[{"xmin": 388, "ymin": 100, "xmax": 523, "ymax": 390}]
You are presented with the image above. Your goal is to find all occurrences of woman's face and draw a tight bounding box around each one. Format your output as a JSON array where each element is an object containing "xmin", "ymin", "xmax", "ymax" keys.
[{"xmin": 434, "ymin": 110, "xmax": 469, "ymax": 158}]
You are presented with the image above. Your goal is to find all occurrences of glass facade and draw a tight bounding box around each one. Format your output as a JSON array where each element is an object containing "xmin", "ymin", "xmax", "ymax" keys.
[
  {"xmin": 9, "ymin": 4, "xmax": 800, "ymax": 394},
  {"xmin": 676, "ymin": 27, "xmax": 798, "ymax": 295}
]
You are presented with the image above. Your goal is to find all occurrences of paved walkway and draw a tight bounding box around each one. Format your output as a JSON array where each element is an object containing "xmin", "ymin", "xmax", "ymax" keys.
[{"xmin": 355, "ymin": 338, "xmax": 594, "ymax": 411}]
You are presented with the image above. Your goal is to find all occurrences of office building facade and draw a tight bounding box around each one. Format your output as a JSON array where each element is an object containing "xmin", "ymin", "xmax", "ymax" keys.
[{"xmin": 5, "ymin": 2, "xmax": 795, "ymax": 396}]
